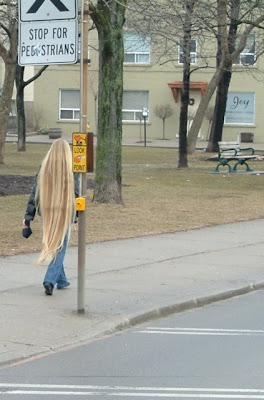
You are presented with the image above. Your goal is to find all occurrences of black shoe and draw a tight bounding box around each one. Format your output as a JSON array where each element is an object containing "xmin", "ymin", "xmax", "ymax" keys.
[{"xmin": 44, "ymin": 282, "xmax": 53, "ymax": 296}]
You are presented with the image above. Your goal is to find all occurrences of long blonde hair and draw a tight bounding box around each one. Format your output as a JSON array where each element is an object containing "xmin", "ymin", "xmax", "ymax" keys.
[{"xmin": 36, "ymin": 139, "xmax": 75, "ymax": 265}]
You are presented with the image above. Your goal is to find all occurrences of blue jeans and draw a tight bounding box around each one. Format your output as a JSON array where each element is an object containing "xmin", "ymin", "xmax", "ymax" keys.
[{"xmin": 43, "ymin": 234, "xmax": 69, "ymax": 288}]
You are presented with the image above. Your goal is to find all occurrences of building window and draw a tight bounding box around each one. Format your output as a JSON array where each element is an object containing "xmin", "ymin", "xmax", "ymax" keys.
[
  {"xmin": 122, "ymin": 90, "xmax": 149, "ymax": 121},
  {"xmin": 178, "ymin": 39, "xmax": 197, "ymax": 64},
  {"xmin": 233, "ymin": 33, "xmax": 256, "ymax": 65},
  {"xmin": 59, "ymin": 89, "xmax": 80, "ymax": 120},
  {"xmin": 124, "ymin": 32, "xmax": 151, "ymax": 64},
  {"xmin": 224, "ymin": 92, "xmax": 255, "ymax": 125}
]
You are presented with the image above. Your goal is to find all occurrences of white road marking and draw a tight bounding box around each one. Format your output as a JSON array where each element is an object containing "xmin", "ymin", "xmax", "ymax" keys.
[
  {"xmin": 4, "ymin": 391, "xmax": 264, "ymax": 398},
  {"xmin": 136, "ymin": 327, "xmax": 264, "ymax": 336},
  {"xmin": 2, "ymin": 384, "xmax": 264, "ymax": 398}
]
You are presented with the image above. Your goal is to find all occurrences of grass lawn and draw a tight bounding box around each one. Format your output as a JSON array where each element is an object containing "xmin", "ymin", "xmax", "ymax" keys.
[{"xmin": 1, "ymin": 142, "xmax": 264, "ymax": 257}]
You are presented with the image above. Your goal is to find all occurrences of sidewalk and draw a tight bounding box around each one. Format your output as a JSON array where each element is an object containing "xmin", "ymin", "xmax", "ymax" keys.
[
  {"xmin": 6, "ymin": 131, "xmax": 264, "ymax": 151},
  {"xmin": 1, "ymin": 219, "xmax": 264, "ymax": 367},
  {"xmin": 5, "ymin": 132, "xmax": 187, "ymax": 148}
]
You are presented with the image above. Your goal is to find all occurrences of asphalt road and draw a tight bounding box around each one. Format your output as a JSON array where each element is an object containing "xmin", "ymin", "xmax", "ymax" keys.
[{"xmin": 1, "ymin": 289, "xmax": 264, "ymax": 399}]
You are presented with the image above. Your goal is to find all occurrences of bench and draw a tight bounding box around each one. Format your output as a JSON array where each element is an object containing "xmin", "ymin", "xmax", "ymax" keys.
[{"xmin": 214, "ymin": 141, "xmax": 256, "ymax": 172}]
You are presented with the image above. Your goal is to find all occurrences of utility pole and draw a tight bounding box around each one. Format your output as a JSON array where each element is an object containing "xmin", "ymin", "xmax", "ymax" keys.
[{"xmin": 77, "ymin": 0, "xmax": 89, "ymax": 314}]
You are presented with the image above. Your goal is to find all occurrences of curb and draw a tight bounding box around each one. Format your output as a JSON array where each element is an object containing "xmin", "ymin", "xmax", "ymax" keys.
[
  {"xmin": 111, "ymin": 282, "xmax": 264, "ymax": 333},
  {"xmin": 2, "ymin": 283, "xmax": 264, "ymax": 369}
]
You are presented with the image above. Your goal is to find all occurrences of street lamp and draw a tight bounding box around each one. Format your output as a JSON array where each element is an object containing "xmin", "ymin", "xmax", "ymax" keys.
[{"xmin": 142, "ymin": 107, "xmax": 149, "ymax": 147}]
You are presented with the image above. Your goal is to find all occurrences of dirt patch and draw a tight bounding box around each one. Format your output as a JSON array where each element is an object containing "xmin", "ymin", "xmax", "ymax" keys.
[
  {"xmin": 0, "ymin": 175, "xmax": 95, "ymax": 196},
  {"xmin": 0, "ymin": 175, "xmax": 34, "ymax": 196}
]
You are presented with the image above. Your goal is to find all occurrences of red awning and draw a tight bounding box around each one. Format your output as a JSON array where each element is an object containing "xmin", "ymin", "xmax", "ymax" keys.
[{"xmin": 168, "ymin": 81, "xmax": 208, "ymax": 102}]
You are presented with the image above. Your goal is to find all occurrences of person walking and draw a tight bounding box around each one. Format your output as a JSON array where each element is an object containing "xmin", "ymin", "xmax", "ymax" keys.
[{"xmin": 22, "ymin": 138, "xmax": 79, "ymax": 296}]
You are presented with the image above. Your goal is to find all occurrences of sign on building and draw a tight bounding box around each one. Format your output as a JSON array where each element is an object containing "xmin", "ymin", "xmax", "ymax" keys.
[{"xmin": 225, "ymin": 92, "xmax": 255, "ymax": 125}]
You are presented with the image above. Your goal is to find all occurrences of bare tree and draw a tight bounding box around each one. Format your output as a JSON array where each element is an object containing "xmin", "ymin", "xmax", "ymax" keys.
[
  {"xmin": 15, "ymin": 64, "xmax": 48, "ymax": 152},
  {"xmin": 153, "ymin": 103, "xmax": 173, "ymax": 140},
  {"xmin": 125, "ymin": 0, "xmax": 213, "ymax": 167},
  {"xmin": 187, "ymin": 0, "xmax": 264, "ymax": 153},
  {"xmin": 0, "ymin": 4, "xmax": 55, "ymax": 155},
  {"xmin": 177, "ymin": 0, "xmax": 197, "ymax": 168},
  {"xmin": 205, "ymin": 0, "xmax": 239, "ymax": 152},
  {"xmin": 127, "ymin": 0, "xmax": 264, "ymax": 161},
  {"xmin": 206, "ymin": 0, "xmax": 264, "ymax": 152}
]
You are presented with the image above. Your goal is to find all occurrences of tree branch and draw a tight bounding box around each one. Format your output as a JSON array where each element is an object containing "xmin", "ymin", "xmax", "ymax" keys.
[{"xmin": 24, "ymin": 65, "xmax": 49, "ymax": 87}]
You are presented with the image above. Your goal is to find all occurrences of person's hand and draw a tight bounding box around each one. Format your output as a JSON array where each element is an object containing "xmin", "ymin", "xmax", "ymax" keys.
[
  {"xmin": 22, "ymin": 219, "xmax": 30, "ymax": 228},
  {"xmin": 22, "ymin": 219, "xmax": 32, "ymax": 238}
]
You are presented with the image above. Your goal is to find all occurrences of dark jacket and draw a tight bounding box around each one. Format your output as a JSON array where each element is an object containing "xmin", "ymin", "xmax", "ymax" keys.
[{"xmin": 24, "ymin": 171, "xmax": 80, "ymax": 223}]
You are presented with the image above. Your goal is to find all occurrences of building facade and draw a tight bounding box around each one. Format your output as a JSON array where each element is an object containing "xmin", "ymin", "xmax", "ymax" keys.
[{"xmin": 3, "ymin": 27, "xmax": 264, "ymax": 143}]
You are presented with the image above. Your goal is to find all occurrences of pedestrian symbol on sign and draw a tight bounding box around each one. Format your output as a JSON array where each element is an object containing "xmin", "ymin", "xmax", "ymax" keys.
[{"xmin": 27, "ymin": 0, "xmax": 69, "ymax": 13}]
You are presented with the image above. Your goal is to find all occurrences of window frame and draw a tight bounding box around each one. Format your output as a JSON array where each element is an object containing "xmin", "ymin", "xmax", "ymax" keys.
[
  {"xmin": 124, "ymin": 52, "xmax": 150, "ymax": 64},
  {"xmin": 178, "ymin": 39, "xmax": 197, "ymax": 65},
  {"xmin": 122, "ymin": 90, "xmax": 149, "ymax": 122},
  {"xmin": 59, "ymin": 89, "xmax": 80, "ymax": 121},
  {"xmin": 124, "ymin": 33, "xmax": 151, "ymax": 65},
  {"xmin": 233, "ymin": 33, "xmax": 256, "ymax": 66}
]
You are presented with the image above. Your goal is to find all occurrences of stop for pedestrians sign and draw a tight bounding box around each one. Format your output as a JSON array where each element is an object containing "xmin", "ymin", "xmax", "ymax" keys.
[
  {"xmin": 18, "ymin": 19, "xmax": 78, "ymax": 65},
  {"xmin": 18, "ymin": 0, "xmax": 78, "ymax": 65}
]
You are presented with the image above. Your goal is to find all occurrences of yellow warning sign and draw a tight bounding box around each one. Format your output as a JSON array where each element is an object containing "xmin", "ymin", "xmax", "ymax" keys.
[{"xmin": 72, "ymin": 133, "xmax": 87, "ymax": 173}]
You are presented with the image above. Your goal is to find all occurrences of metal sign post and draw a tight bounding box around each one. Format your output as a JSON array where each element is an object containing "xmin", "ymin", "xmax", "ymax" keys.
[{"xmin": 77, "ymin": 0, "xmax": 89, "ymax": 314}]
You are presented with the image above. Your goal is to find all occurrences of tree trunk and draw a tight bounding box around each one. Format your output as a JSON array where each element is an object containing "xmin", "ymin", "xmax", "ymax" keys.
[
  {"xmin": 187, "ymin": 0, "xmax": 229, "ymax": 154},
  {"xmin": 206, "ymin": 68, "xmax": 231, "ymax": 152},
  {"xmin": 15, "ymin": 65, "xmax": 26, "ymax": 152},
  {"xmin": 0, "ymin": 10, "xmax": 17, "ymax": 164},
  {"xmin": 187, "ymin": 67, "xmax": 224, "ymax": 154},
  {"xmin": 91, "ymin": 0, "xmax": 126, "ymax": 204},
  {"xmin": 178, "ymin": 0, "xmax": 196, "ymax": 168},
  {"xmin": 206, "ymin": 0, "xmax": 239, "ymax": 153},
  {"xmin": 162, "ymin": 118, "xmax": 165, "ymax": 139},
  {"xmin": 15, "ymin": 65, "xmax": 48, "ymax": 153},
  {"xmin": 0, "ymin": 62, "xmax": 16, "ymax": 164},
  {"xmin": 178, "ymin": 77, "xmax": 189, "ymax": 168}
]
